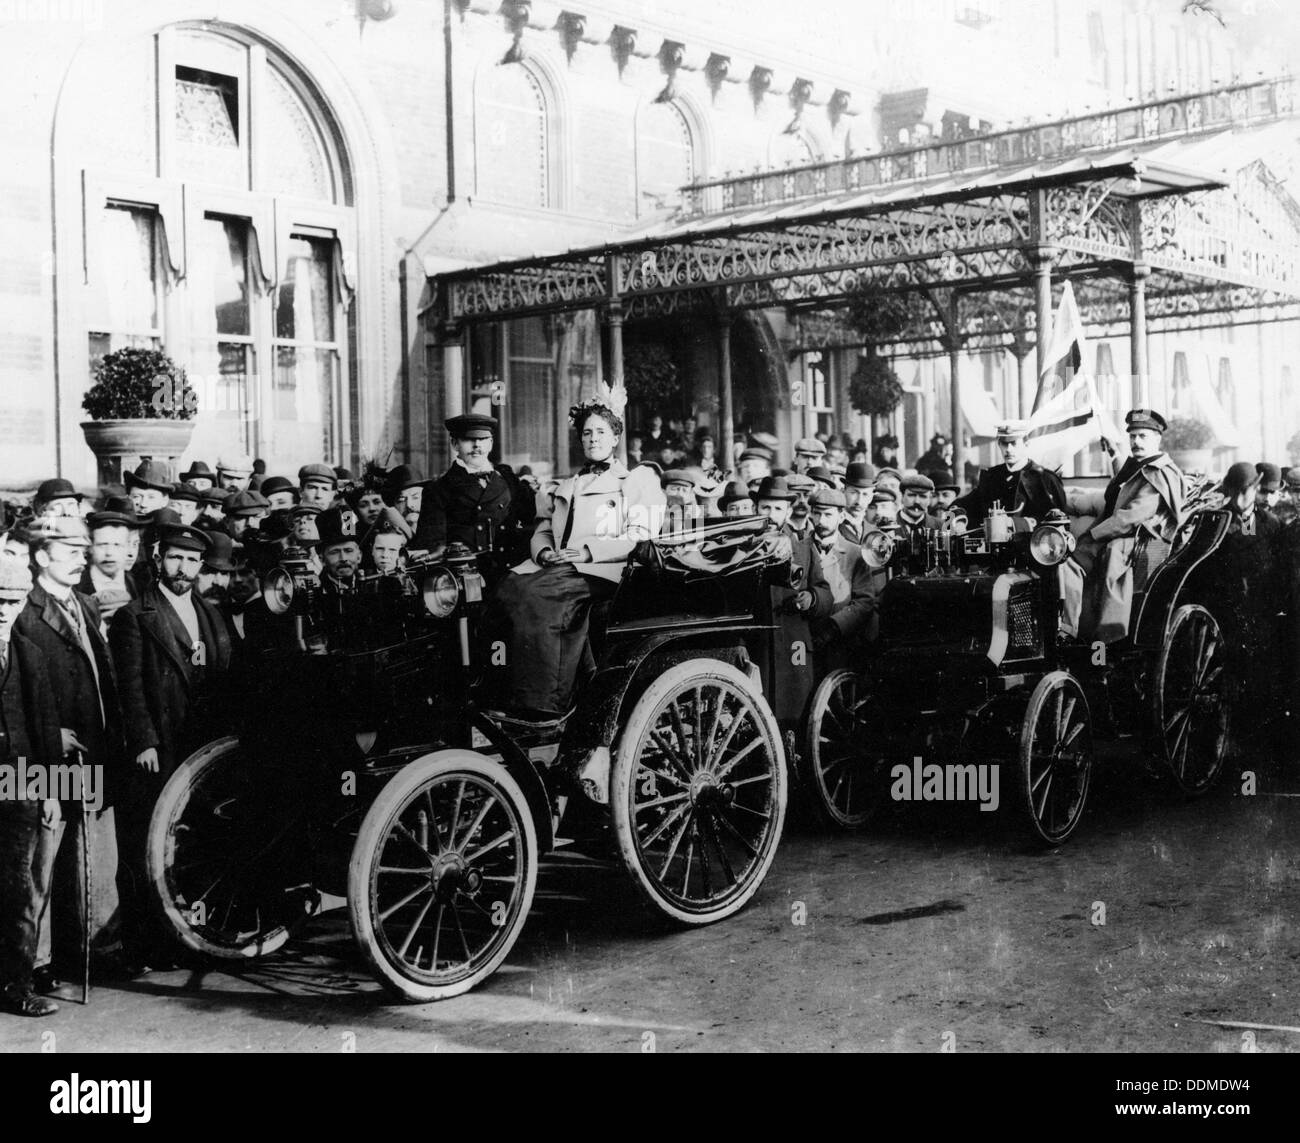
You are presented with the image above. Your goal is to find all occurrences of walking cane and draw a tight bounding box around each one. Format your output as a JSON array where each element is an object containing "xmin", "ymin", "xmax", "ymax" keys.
[{"xmin": 77, "ymin": 748, "xmax": 91, "ymax": 1005}]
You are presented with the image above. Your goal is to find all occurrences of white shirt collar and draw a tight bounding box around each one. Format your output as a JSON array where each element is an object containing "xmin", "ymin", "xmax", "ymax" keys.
[{"xmin": 38, "ymin": 574, "xmax": 73, "ymax": 602}]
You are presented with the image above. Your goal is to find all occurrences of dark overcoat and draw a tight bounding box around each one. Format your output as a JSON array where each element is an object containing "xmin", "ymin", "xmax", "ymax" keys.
[{"xmin": 13, "ymin": 584, "xmax": 123, "ymax": 806}]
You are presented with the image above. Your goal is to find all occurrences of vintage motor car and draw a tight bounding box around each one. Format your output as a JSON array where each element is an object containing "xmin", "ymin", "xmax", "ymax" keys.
[
  {"xmin": 146, "ymin": 519, "xmax": 800, "ymax": 1001},
  {"xmin": 800, "ymin": 486, "xmax": 1240, "ymax": 846}
]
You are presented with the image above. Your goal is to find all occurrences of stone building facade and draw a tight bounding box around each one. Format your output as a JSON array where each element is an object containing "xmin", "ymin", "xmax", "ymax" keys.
[{"xmin": 0, "ymin": 0, "xmax": 1292, "ymax": 488}]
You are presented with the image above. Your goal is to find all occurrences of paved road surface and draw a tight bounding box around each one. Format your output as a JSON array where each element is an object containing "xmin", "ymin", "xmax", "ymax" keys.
[{"xmin": 3, "ymin": 751, "xmax": 1298, "ymax": 1053}]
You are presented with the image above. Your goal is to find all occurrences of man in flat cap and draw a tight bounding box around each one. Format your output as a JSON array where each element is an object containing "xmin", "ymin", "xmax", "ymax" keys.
[
  {"xmin": 110, "ymin": 523, "xmax": 232, "ymax": 967},
  {"xmin": 954, "ymin": 420, "xmax": 1066, "ymax": 531},
  {"xmin": 737, "ymin": 447, "xmax": 773, "ymax": 489},
  {"xmin": 216, "ymin": 454, "xmax": 254, "ymax": 493},
  {"xmin": 896, "ymin": 473, "xmax": 942, "ymax": 542},
  {"xmin": 15, "ymin": 515, "xmax": 126, "ymax": 981},
  {"xmin": 785, "ymin": 472, "xmax": 816, "ymax": 540},
  {"xmin": 298, "ymin": 463, "xmax": 338, "ymax": 512},
  {"xmin": 81, "ymin": 498, "xmax": 141, "ymax": 624},
  {"xmin": 196, "ymin": 486, "xmax": 231, "ymax": 530},
  {"xmin": 1062, "ymin": 409, "xmax": 1185, "ymax": 641},
  {"xmin": 792, "ymin": 437, "xmax": 827, "ymax": 475},
  {"xmin": 0, "ymin": 559, "xmax": 63, "ymax": 1015},
  {"xmin": 807, "ymin": 488, "xmax": 878, "ymax": 655},
  {"xmin": 411, "ymin": 414, "xmax": 530, "ymax": 573},
  {"xmin": 223, "ymin": 489, "xmax": 270, "ymax": 541}
]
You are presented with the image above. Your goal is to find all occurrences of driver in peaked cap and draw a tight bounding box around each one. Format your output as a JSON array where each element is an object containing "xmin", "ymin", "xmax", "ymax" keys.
[
  {"xmin": 410, "ymin": 414, "xmax": 520, "ymax": 569},
  {"xmin": 1061, "ymin": 408, "xmax": 1185, "ymax": 642},
  {"xmin": 953, "ymin": 419, "xmax": 1066, "ymax": 530}
]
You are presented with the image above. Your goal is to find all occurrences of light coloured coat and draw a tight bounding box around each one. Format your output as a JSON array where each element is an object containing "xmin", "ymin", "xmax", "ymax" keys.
[{"xmin": 518, "ymin": 461, "xmax": 667, "ymax": 584}]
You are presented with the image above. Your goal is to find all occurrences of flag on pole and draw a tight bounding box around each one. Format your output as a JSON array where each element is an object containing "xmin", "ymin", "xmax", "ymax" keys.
[{"xmin": 1024, "ymin": 281, "xmax": 1122, "ymax": 470}]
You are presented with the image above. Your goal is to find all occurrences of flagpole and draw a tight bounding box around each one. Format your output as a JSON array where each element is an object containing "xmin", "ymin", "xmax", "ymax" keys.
[{"xmin": 1030, "ymin": 246, "xmax": 1056, "ymax": 413}]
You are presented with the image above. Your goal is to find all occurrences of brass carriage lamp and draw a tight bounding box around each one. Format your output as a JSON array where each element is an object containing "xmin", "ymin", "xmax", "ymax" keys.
[
  {"xmin": 860, "ymin": 530, "xmax": 896, "ymax": 570},
  {"xmin": 1029, "ymin": 509, "xmax": 1077, "ymax": 567},
  {"xmin": 262, "ymin": 547, "xmax": 321, "ymax": 616}
]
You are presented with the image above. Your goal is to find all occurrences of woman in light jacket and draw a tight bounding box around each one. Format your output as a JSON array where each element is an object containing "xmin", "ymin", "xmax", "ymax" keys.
[{"xmin": 491, "ymin": 401, "xmax": 666, "ymax": 718}]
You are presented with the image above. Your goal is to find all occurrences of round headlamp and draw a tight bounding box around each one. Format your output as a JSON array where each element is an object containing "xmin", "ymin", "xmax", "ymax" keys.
[
  {"xmin": 422, "ymin": 569, "xmax": 460, "ymax": 618},
  {"xmin": 860, "ymin": 531, "xmax": 895, "ymax": 570},
  {"xmin": 1029, "ymin": 523, "xmax": 1076, "ymax": 566},
  {"xmin": 262, "ymin": 568, "xmax": 295, "ymax": 615}
]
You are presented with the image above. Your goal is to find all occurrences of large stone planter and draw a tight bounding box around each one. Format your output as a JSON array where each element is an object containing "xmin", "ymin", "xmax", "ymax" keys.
[{"xmin": 81, "ymin": 419, "xmax": 196, "ymax": 488}]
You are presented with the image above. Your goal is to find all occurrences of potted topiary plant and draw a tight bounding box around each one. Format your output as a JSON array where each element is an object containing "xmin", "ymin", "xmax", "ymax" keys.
[
  {"xmin": 1162, "ymin": 415, "xmax": 1216, "ymax": 474},
  {"xmin": 80, "ymin": 347, "xmax": 197, "ymax": 487}
]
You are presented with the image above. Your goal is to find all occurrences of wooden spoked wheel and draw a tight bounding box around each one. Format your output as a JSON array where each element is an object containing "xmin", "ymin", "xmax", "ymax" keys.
[
  {"xmin": 1154, "ymin": 604, "xmax": 1231, "ymax": 796},
  {"xmin": 611, "ymin": 660, "xmax": 787, "ymax": 924},
  {"xmin": 802, "ymin": 669, "xmax": 887, "ymax": 829},
  {"xmin": 148, "ymin": 737, "xmax": 319, "ymax": 959},
  {"xmin": 348, "ymin": 751, "xmax": 537, "ymax": 1002},
  {"xmin": 1018, "ymin": 672, "xmax": 1093, "ymax": 846}
]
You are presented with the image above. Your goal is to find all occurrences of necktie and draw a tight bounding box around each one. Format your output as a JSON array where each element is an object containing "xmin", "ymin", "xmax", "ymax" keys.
[
  {"xmin": 63, "ymin": 595, "xmax": 84, "ymax": 638},
  {"xmin": 0, "ymin": 641, "xmax": 8, "ymax": 672},
  {"xmin": 579, "ymin": 460, "xmax": 611, "ymax": 476}
]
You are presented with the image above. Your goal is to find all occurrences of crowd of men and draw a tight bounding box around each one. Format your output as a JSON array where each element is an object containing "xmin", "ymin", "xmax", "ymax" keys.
[{"xmin": 3, "ymin": 401, "xmax": 1298, "ymax": 1018}]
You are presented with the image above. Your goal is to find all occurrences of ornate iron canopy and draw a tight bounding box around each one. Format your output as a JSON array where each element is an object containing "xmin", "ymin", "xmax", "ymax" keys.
[{"xmin": 433, "ymin": 78, "xmax": 1300, "ymax": 345}]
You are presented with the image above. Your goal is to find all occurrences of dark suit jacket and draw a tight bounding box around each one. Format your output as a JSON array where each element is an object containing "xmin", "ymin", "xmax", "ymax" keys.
[
  {"xmin": 411, "ymin": 464, "xmax": 525, "ymax": 558},
  {"xmin": 14, "ymin": 583, "xmax": 122, "ymax": 804},
  {"xmin": 109, "ymin": 582, "xmax": 232, "ymax": 781},
  {"xmin": 813, "ymin": 534, "xmax": 878, "ymax": 644},
  {"xmin": 0, "ymin": 632, "xmax": 62, "ymax": 770},
  {"xmin": 766, "ymin": 526, "xmax": 833, "ymax": 725},
  {"xmin": 954, "ymin": 461, "xmax": 1066, "ymax": 527}
]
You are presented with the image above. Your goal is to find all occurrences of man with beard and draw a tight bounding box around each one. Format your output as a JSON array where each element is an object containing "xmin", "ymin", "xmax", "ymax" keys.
[
  {"xmin": 223, "ymin": 489, "xmax": 270, "ymax": 541},
  {"xmin": 194, "ymin": 531, "xmax": 242, "ymax": 636},
  {"xmin": 215, "ymin": 455, "xmax": 254, "ymax": 493},
  {"xmin": 79, "ymin": 498, "xmax": 141, "ymax": 624},
  {"xmin": 196, "ymin": 487, "xmax": 230, "ymax": 530},
  {"xmin": 785, "ymin": 473, "xmax": 816, "ymax": 540},
  {"xmin": 110, "ymin": 524, "xmax": 232, "ymax": 968}
]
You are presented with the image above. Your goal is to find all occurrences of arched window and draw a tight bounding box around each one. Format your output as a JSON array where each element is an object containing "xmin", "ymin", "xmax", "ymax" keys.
[
  {"xmin": 636, "ymin": 102, "xmax": 694, "ymax": 216},
  {"xmin": 476, "ymin": 64, "xmax": 549, "ymax": 208},
  {"xmin": 71, "ymin": 26, "xmax": 355, "ymax": 468}
]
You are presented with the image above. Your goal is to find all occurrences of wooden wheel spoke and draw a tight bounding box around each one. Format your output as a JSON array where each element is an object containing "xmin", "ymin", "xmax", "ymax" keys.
[
  {"xmin": 1061, "ymin": 721, "xmax": 1085, "ymax": 749},
  {"xmin": 462, "ymin": 828, "xmax": 515, "ymax": 865},
  {"xmin": 703, "ymin": 704, "xmax": 744, "ymax": 771},
  {"xmin": 1033, "ymin": 767, "xmax": 1055, "ymax": 823},
  {"xmin": 453, "ymin": 793, "xmax": 496, "ymax": 854},
  {"xmin": 396, "ymin": 892, "xmax": 437, "ymax": 959},
  {"xmin": 694, "ymin": 817, "xmax": 712, "ymax": 897},
  {"xmin": 637, "ymin": 763, "xmax": 689, "ymax": 789},
  {"xmin": 450, "ymin": 902, "xmax": 473, "ymax": 964},
  {"xmin": 668, "ymin": 700, "xmax": 693, "ymax": 767},
  {"xmin": 634, "ymin": 790, "xmax": 690, "ymax": 814},
  {"xmin": 679, "ymin": 828, "xmax": 696, "ymax": 899},
  {"xmin": 712, "ymin": 807, "xmax": 759, "ymax": 860},
  {"xmin": 727, "ymin": 773, "xmax": 773, "ymax": 788},
  {"xmin": 1030, "ymin": 759, "xmax": 1053, "ymax": 798},
  {"xmin": 693, "ymin": 684, "xmax": 705, "ymax": 769},
  {"xmin": 393, "ymin": 822, "xmax": 438, "ymax": 866},
  {"xmin": 379, "ymin": 880, "xmax": 433, "ymax": 923},
  {"xmin": 713, "ymin": 734, "xmax": 764, "ymax": 780},
  {"xmin": 651, "ymin": 727, "xmax": 688, "ymax": 772},
  {"xmin": 656, "ymin": 807, "xmax": 696, "ymax": 881},
  {"xmin": 639, "ymin": 799, "xmax": 692, "ymax": 848},
  {"xmin": 701, "ymin": 813, "xmax": 736, "ymax": 888}
]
